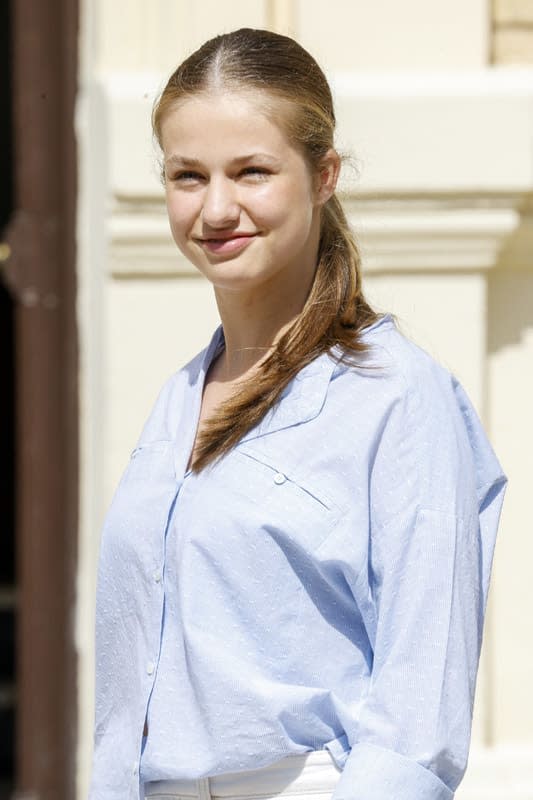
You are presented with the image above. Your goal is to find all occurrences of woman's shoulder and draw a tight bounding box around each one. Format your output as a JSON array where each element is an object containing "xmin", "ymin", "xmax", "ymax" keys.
[
  {"xmin": 160, "ymin": 325, "xmax": 224, "ymax": 399},
  {"xmin": 339, "ymin": 313, "xmax": 459, "ymax": 409},
  {"xmin": 354, "ymin": 315, "xmax": 506, "ymax": 505},
  {"xmin": 152, "ymin": 343, "xmax": 212, "ymax": 407},
  {"xmin": 136, "ymin": 327, "xmax": 223, "ymax": 446},
  {"xmin": 360, "ymin": 314, "xmax": 452, "ymax": 383}
]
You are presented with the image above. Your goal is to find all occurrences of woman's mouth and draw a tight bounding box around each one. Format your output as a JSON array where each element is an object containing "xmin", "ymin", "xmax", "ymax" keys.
[{"xmin": 196, "ymin": 233, "xmax": 257, "ymax": 255}]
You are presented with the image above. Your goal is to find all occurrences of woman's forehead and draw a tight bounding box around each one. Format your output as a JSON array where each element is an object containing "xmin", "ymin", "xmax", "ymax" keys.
[
  {"xmin": 161, "ymin": 89, "xmax": 288, "ymax": 125},
  {"xmin": 159, "ymin": 91, "xmax": 295, "ymax": 156}
]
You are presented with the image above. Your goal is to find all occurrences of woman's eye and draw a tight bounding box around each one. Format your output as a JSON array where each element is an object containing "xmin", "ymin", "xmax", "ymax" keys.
[
  {"xmin": 173, "ymin": 170, "xmax": 203, "ymax": 183},
  {"xmin": 240, "ymin": 167, "xmax": 270, "ymax": 179}
]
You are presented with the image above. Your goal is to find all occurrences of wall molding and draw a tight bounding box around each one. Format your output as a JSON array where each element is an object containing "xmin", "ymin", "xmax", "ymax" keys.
[
  {"xmin": 102, "ymin": 68, "xmax": 533, "ymax": 278},
  {"xmin": 108, "ymin": 194, "xmax": 530, "ymax": 278}
]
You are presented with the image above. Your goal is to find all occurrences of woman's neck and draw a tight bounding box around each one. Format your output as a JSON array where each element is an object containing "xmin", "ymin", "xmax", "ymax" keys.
[{"xmin": 213, "ymin": 279, "xmax": 311, "ymax": 382}]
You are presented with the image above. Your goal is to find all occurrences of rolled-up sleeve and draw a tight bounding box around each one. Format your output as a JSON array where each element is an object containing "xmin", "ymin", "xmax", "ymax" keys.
[
  {"xmin": 335, "ymin": 742, "xmax": 454, "ymax": 799},
  {"xmin": 335, "ymin": 367, "xmax": 507, "ymax": 800}
]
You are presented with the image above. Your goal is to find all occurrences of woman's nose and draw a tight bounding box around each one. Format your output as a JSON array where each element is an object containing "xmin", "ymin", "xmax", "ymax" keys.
[{"xmin": 201, "ymin": 177, "xmax": 240, "ymax": 229}]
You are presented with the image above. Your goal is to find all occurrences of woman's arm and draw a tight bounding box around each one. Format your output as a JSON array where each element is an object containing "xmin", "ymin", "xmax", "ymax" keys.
[{"xmin": 333, "ymin": 367, "xmax": 506, "ymax": 800}]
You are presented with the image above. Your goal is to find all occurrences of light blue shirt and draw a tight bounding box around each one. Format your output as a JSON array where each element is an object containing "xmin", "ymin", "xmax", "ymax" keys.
[{"xmin": 89, "ymin": 315, "xmax": 506, "ymax": 800}]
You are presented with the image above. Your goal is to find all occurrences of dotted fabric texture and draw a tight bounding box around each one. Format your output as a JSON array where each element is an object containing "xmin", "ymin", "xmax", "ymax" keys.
[{"xmin": 89, "ymin": 316, "xmax": 506, "ymax": 800}]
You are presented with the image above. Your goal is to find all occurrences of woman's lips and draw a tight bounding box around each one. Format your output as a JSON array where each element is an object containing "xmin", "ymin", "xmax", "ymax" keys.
[{"xmin": 196, "ymin": 233, "xmax": 257, "ymax": 255}]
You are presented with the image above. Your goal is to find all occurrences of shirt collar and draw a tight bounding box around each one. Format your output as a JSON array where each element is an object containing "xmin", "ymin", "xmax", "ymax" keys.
[
  {"xmin": 192, "ymin": 315, "xmax": 391, "ymax": 444},
  {"xmin": 240, "ymin": 349, "xmax": 339, "ymax": 442},
  {"xmin": 192, "ymin": 325, "xmax": 338, "ymax": 442}
]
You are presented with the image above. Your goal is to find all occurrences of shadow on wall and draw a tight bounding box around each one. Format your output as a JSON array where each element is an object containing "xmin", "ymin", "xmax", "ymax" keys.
[
  {"xmin": 488, "ymin": 268, "xmax": 533, "ymax": 354},
  {"xmin": 489, "ymin": 203, "xmax": 533, "ymax": 354}
]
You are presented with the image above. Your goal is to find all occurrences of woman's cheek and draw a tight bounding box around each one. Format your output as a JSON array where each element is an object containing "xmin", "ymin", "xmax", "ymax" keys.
[{"xmin": 167, "ymin": 202, "xmax": 195, "ymax": 247}]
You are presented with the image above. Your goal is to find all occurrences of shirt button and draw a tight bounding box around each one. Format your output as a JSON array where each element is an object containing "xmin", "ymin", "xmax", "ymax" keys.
[
  {"xmin": 273, "ymin": 472, "xmax": 286, "ymax": 485},
  {"xmin": 153, "ymin": 570, "xmax": 162, "ymax": 583},
  {"xmin": 132, "ymin": 761, "xmax": 139, "ymax": 776},
  {"xmin": 146, "ymin": 661, "xmax": 155, "ymax": 675}
]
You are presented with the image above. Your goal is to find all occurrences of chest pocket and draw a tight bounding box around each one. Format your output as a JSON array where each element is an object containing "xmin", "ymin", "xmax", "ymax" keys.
[
  {"xmin": 177, "ymin": 445, "xmax": 344, "ymax": 648},
  {"xmin": 234, "ymin": 446, "xmax": 342, "ymax": 554}
]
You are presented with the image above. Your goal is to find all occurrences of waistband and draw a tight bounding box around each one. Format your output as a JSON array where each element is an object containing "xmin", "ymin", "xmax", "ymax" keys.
[{"xmin": 143, "ymin": 750, "xmax": 341, "ymax": 798}]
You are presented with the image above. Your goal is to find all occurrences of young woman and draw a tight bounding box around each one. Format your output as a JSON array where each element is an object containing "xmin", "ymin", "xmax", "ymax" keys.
[{"xmin": 89, "ymin": 28, "xmax": 506, "ymax": 800}]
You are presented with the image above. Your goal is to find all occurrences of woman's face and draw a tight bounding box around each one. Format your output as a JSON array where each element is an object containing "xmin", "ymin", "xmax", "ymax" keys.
[{"xmin": 159, "ymin": 91, "xmax": 337, "ymax": 297}]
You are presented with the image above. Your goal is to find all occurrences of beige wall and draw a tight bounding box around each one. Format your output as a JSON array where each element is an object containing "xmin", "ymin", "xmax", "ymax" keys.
[
  {"xmin": 76, "ymin": 2, "xmax": 533, "ymax": 797},
  {"xmin": 297, "ymin": 0, "xmax": 489, "ymax": 71},
  {"xmin": 490, "ymin": 0, "xmax": 533, "ymax": 752}
]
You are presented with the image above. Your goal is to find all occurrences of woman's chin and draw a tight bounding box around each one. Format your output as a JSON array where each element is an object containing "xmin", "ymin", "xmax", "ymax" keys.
[
  {"xmin": 193, "ymin": 260, "xmax": 278, "ymax": 293},
  {"xmin": 209, "ymin": 272, "xmax": 271, "ymax": 293}
]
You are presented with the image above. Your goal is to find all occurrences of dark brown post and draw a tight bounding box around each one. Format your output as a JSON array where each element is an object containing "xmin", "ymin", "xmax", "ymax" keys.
[{"xmin": 3, "ymin": 1, "xmax": 79, "ymax": 798}]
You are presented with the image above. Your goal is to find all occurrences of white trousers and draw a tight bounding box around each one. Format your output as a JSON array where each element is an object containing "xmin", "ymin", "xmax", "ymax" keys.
[{"xmin": 143, "ymin": 750, "xmax": 342, "ymax": 800}]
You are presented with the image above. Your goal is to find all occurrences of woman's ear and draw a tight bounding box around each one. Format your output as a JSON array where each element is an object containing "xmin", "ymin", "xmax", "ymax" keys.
[{"xmin": 315, "ymin": 149, "xmax": 341, "ymax": 206}]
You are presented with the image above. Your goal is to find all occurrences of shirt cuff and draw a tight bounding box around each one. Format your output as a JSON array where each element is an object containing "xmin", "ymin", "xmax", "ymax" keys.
[{"xmin": 331, "ymin": 742, "xmax": 454, "ymax": 800}]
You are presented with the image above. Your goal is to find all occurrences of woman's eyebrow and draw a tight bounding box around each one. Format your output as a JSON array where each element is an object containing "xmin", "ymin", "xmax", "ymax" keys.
[
  {"xmin": 164, "ymin": 155, "xmax": 202, "ymax": 168},
  {"xmin": 164, "ymin": 153, "xmax": 281, "ymax": 168},
  {"xmin": 232, "ymin": 153, "xmax": 280, "ymax": 166}
]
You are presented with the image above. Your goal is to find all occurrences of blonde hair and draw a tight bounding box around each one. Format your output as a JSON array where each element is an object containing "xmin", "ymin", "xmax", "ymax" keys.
[{"xmin": 153, "ymin": 28, "xmax": 379, "ymax": 472}]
